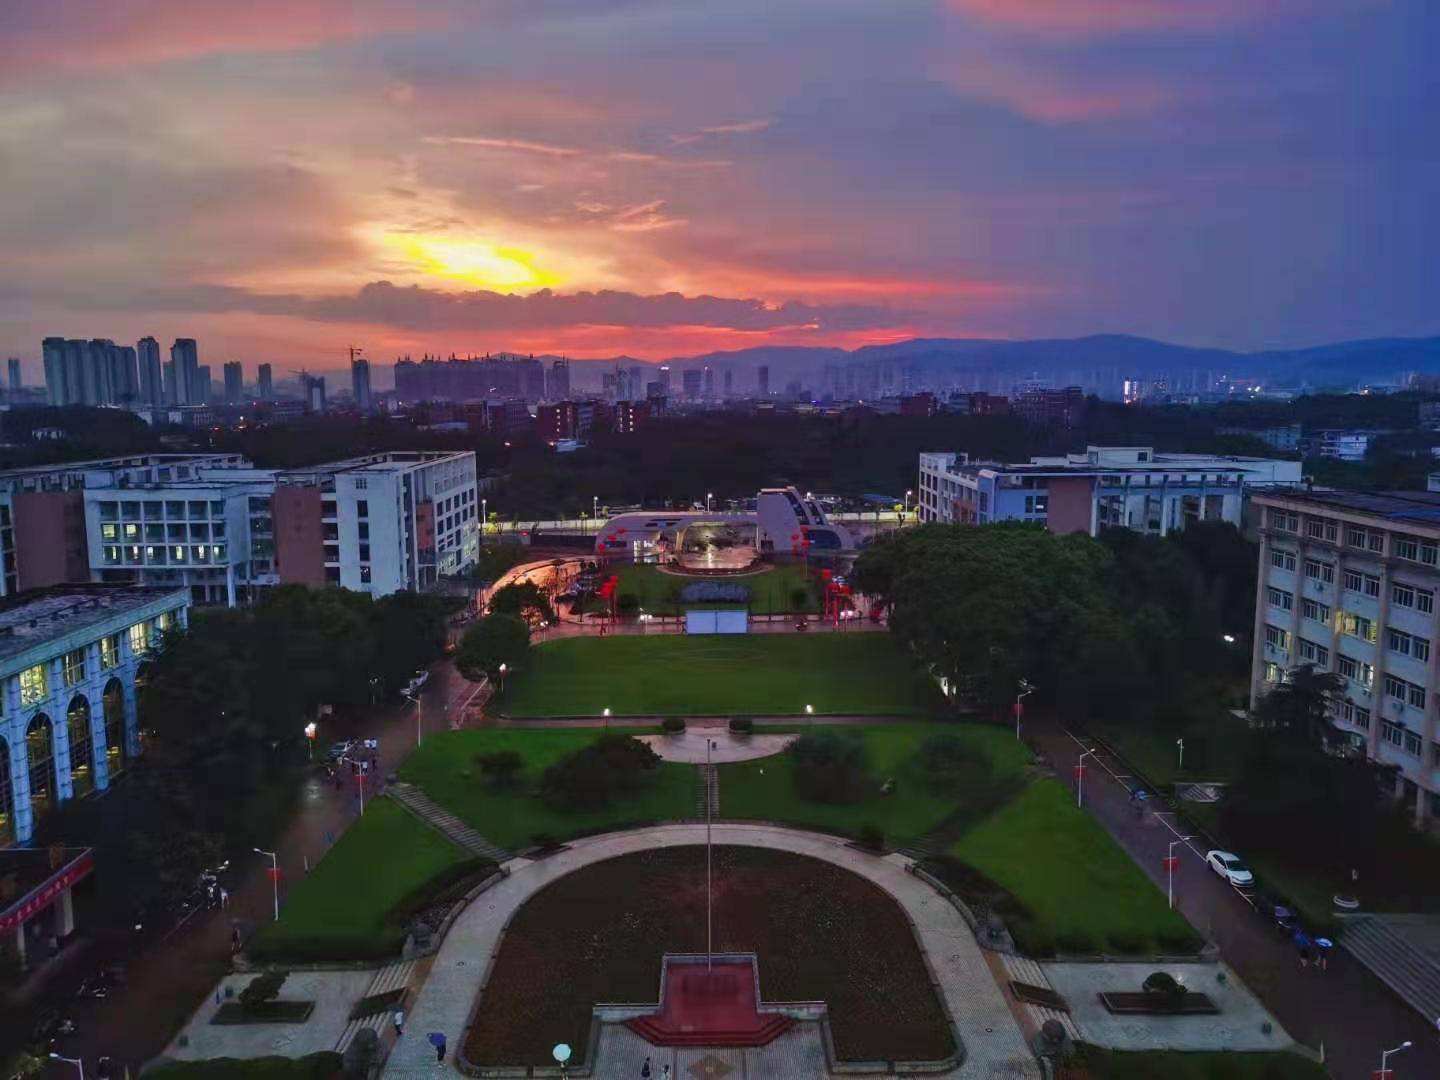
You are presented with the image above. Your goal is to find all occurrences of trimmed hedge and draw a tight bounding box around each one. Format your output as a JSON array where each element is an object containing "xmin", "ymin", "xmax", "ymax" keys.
[
  {"xmin": 146, "ymin": 1052, "xmax": 344, "ymax": 1078},
  {"xmin": 661, "ymin": 717, "xmax": 686, "ymax": 733}
]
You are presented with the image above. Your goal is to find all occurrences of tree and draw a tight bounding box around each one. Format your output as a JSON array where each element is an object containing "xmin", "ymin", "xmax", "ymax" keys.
[
  {"xmin": 240, "ymin": 970, "xmax": 287, "ymax": 1009},
  {"xmin": 456, "ymin": 613, "xmax": 530, "ymax": 681},
  {"xmin": 539, "ymin": 734, "xmax": 661, "ymax": 810},
  {"xmin": 1252, "ymin": 664, "xmax": 1346, "ymax": 747},
  {"xmin": 489, "ymin": 581, "xmax": 556, "ymax": 626}
]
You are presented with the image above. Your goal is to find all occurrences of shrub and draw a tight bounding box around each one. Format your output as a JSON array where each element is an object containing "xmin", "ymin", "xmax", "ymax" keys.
[
  {"xmin": 617, "ymin": 594, "xmax": 640, "ymax": 614},
  {"xmin": 475, "ymin": 750, "xmax": 524, "ymax": 788},
  {"xmin": 539, "ymin": 734, "xmax": 662, "ymax": 811},
  {"xmin": 728, "ymin": 717, "xmax": 754, "ymax": 734},
  {"xmin": 661, "ymin": 717, "xmax": 686, "ymax": 733},
  {"xmin": 1054, "ymin": 930, "xmax": 1098, "ymax": 955},
  {"xmin": 789, "ymin": 587, "xmax": 810, "ymax": 610},
  {"xmin": 1107, "ymin": 930, "xmax": 1152, "ymax": 955},
  {"xmin": 857, "ymin": 824, "xmax": 885, "ymax": 851},
  {"xmin": 239, "ymin": 971, "xmax": 287, "ymax": 1009},
  {"xmin": 788, "ymin": 732, "xmax": 872, "ymax": 804},
  {"xmin": 1142, "ymin": 970, "xmax": 1189, "ymax": 1008}
]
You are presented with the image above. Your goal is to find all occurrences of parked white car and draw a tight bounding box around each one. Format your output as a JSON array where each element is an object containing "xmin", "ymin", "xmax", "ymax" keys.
[{"xmin": 1205, "ymin": 850, "xmax": 1254, "ymax": 888}]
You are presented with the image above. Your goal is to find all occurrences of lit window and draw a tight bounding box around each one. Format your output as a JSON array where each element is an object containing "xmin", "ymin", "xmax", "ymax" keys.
[
  {"xmin": 128, "ymin": 623, "xmax": 147, "ymax": 654},
  {"xmin": 100, "ymin": 635, "xmax": 120, "ymax": 670},
  {"xmin": 62, "ymin": 648, "xmax": 85, "ymax": 687},
  {"xmin": 19, "ymin": 664, "xmax": 47, "ymax": 706}
]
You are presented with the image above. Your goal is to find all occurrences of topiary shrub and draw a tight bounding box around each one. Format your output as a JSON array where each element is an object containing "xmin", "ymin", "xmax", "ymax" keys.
[
  {"xmin": 788, "ymin": 732, "xmax": 872, "ymax": 804},
  {"xmin": 540, "ymin": 734, "xmax": 662, "ymax": 811},
  {"xmin": 661, "ymin": 717, "xmax": 686, "ymax": 733},
  {"xmin": 728, "ymin": 717, "xmax": 754, "ymax": 734},
  {"xmin": 239, "ymin": 971, "xmax": 287, "ymax": 1010},
  {"xmin": 1142, "ymin": 970, "xmax": 1189, "ymax": 1009},
  {"xmin": 475, "ymin": 750, "xmax": 524, "ymax": 788}
]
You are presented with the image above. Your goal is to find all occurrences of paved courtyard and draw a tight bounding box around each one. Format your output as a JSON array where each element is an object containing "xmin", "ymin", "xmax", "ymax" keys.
[
  {"xmin": 160, "ymin": 968, "xmax": 377, "ymax": 1062},
  {"xmin": 638, "ymin": 730, "xmax": 797, "ymax": 763},
  {"xmin": 383, "ymin": 823, "xmax": 1039, "ymax": 1078},
  {"xmin": 1040, "ymin": 961, "xmax": 1293, "ymax": 1052}
]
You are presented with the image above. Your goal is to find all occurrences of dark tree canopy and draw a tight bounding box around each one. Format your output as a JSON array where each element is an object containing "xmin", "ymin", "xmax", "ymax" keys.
[{"xmin": 456, "ymin": 613, "xmax": 531, "ymax": 681}]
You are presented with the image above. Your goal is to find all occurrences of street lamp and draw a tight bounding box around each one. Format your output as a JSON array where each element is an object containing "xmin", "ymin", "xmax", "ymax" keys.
[
  {"xmin": 1379, "ymin": 1040, "xmax": 1412, "ymax": 1076},
  {"xmin": 1076, "ymin": 748, "xmax": 1098, "ymax": 808},
  {"xmin": 1166, "ymin": 837, "xmax": 1193, "ymax": 909},
  {"xmin": 592, "ymin": 495, "xmax": 599, "ymax": 531},
  {"xmin": 254, "ymin": 847, "xmax": 279, "ymax": 922},
  {"xmin": 1222, "ymin": 633, "xmax": 1236, "ymax": 644},
  {"xmin": 1176, "ymin": 737, "xmax": 1185, "ymax": 771},
  {"xmin": 402, "ymin": 687, "xmax": 423, "ymax": 748},
  {"xmin": 481, "ymin": 497, "xmax": 487, "ymax": 537},
  {"xmin": 49, "ymin": 1054, "xmax": 83, "ymax": 1079},
  {"xmin": 904, "ymin": 489, "xmax": 913, "ymax": 516},
  {"xmin": 1014, "ymin": 679, "xmax": 1034, "ymax": 740},
  {"xmin": 603, "ymin": 706, "xmax": 611, "ymax": 731},
  {"xmin": 340, "ymin": 756, "xmax": 368, "ymax": 814},
  {"xmin": 303, "ymin": 721, "xmax": 317, "ymax": 761},
  {"xmin": 805, "ymin": 704, "xmax": 814, "ymax": 715},
  {"xmin": 706, "ymin": 491, "xmax": 714, "ymax": 512},
  {"xmin": 497, "ymin": 663, "xmax": 507, "ymax": 694}
]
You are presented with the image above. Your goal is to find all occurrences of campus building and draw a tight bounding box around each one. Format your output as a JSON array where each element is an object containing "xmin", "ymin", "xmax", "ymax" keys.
[
  {"xmin": 916, "ymin": 446, "xmax": 1302, "ymax": 537},
  {"xmin": 0, "ymin": 585, "xmax": 189, "ymax": 848},
  {"xmin": 1250, "ymin": 489, "xmax": 1440, "ymax": 826},
  {"xmin": 0, "ymin": 451, "xmax": 479, "ymax": 606},
  {"xmin": 595, "ymin": 487, "xmax": 853, "ymax": 562}
]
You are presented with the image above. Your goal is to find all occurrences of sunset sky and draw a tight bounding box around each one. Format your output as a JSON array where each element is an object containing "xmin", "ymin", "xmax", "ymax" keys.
[{"xmin": 1, "ymin": 0, "xmax": 1435, "ymax": 378}]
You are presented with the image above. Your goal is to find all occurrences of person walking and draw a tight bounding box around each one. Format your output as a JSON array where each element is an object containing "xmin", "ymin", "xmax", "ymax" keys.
[
  {"xmin": 393, "ymin": 1009, "xmax": 405, "ymax": 1038},
  {"xmin": 641, "ymin": 1058, "xmax": 652, "ymax": 1078},
  {"xmin": 1294, "ymin": 929, "xmax": 1312, "ymax": 970},
  {"xmin": 435, "ymin": 1032, "xmax": 447, "ymax": 1062}
]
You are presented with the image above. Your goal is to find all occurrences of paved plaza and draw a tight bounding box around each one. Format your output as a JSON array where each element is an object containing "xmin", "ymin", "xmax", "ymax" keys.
[
  {"xmin": 1040, "ymin": 961, "xmax": 1293, "ymax": 1053},
  {"xmin": 160, "ymin": 968, "xmax": 377, "ymax": 1062},
  {"xmin": 638, "ymin": 730, "xmax": 797, "ymax": 763},
  {"xmin": 383, "ymin": 823, "xmax": 1039, "ymax": 1078}
]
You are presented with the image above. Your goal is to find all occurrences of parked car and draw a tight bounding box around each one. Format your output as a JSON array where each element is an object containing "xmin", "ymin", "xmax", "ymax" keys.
[
  {"xmin": 1205, "ymin": 849, "xmax": 1255, "ymax": 888},
  {"xmin": 325, "ymin": 740, "xmax": 355, "ymax": 762}
]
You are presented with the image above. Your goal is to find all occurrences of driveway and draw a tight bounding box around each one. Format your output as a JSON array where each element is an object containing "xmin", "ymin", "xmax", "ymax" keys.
[{"xmin": 1030, "ymin": 719, "xmax": 1440, "ymax": 1080}]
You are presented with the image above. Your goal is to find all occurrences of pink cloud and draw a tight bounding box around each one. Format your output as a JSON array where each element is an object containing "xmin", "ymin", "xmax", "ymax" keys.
[
  {"xmin": 946, "ymin": 0, "xmax": 1344, "ymax": 37},
  {"xmin": 0, "ymin": 1, "xmax": 443, "ymax": 78}
]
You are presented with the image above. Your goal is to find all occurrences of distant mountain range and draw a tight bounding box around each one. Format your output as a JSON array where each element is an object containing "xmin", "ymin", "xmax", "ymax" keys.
[{"xmin": 556, "ymin": 334, "xmax": 1440, "ymax": 391}]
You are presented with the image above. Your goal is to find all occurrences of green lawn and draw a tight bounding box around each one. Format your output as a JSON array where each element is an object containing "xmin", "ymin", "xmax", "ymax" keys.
[
  {"xmin": 718, "ymin": 723, "xmax": 1031, "ymax": 846},
  {"xmin": 398, "ymin": 728, "xmax": 698, "ymax": 849},
  {"xmin": 501, "ymin": 634, "xmax": 932, "ymax": 716},
  {"xmin": 603, "ymin": 562, "xmax": 819, "ymax": 615},
  {"xmin": 249, "ymin": 798, "xmax": 468, "ymax": 962},
  {"xmin": 952, "ymin": 779, "xmax": 1197, "ymax": 954},
  {"xmin": 1093, "ymin": 708, "xmax": 1252, "ymax": 787}
]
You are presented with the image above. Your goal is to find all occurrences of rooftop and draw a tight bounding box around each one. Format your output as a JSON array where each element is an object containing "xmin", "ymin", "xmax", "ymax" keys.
[
  {"xmin": 0, "ymin": 584, "xmax": 187, "ymax": 663},
  {"xmin": 1259, "ymin": 488, "xmax": 1440, "ymax": 526}
]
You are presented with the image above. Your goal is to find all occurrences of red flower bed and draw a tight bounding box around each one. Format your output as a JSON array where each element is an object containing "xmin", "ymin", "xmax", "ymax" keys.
[{"xmin": 465, "ymin": 845, "xmax": 953, "ymax": 1067}]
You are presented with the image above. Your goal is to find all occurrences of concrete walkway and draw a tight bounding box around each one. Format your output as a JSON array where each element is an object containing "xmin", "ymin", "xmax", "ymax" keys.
[
  {"xmin": 637, "ymin": 730, "xmax": 797, "ymax": 763},
  {"xmin": 383, "ymin": 823, "xmax": 1038, "ymax": 1078}
]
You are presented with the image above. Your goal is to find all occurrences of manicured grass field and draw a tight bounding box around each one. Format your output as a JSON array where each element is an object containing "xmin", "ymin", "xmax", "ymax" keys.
[
  {"xmin": 718, "ymin": 722, "xmax": 1031, "ymax": 846},
  {"xmin": 501, "ymin": 634, "xmax": 932, "ymax": 716},
  {"xmin": 250, "ymin": 798, "xmax": 467, "ymax": 961},
  {"xmin": 398, "ymin": 728, "xmax": 698, "ymax": 849},
  {"xmin": 607, "ymin": 562, "xmax": 819, "ymax": 615},
  {"xmin": 1092, "ymin": 708, "xmax": 1251, "ymax": 787},
  {"xmin": 952, "ymin": 779, "xmax": 1197, "ymax": 954}
]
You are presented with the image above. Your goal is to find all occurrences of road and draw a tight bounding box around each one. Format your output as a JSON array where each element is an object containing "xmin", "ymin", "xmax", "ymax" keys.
[
  {"xmin": 1029, "ymin": 719, "xmax": 1440, "ymax": 1080},
  {"xmin": 35, "ymin": 656, "xmax": 475, "ymax": 1078}
]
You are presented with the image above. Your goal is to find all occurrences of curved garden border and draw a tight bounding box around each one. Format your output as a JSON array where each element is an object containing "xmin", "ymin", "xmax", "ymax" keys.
[{"xmin": 381, "ymin": 822, "xmax": 1038, "ymax": 1079}]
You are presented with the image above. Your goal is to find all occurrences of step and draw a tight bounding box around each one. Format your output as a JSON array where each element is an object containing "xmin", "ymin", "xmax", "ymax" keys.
[
  {"xmin": 1340, "ymin": 916, "xmax": 1440, "ymax": 1022},
  {"xmin": 385, "ymin": 789, "xmax": 510, "ymax": 860},
  {"xmin": 626, "ymin": 1014, "xmax": 794, "ymax": 1048}
]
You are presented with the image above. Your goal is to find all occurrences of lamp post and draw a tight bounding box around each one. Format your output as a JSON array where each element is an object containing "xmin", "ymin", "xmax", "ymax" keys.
[
  {"xmin": 1176, "ymin": 737, "xmax": 1185, "ymax": 771},
  {"xmin": 602, "ymin": 706, "xmax": 611, "ymax": 731},
  {"xmin": 805, "ymin": 704, "xmax": 814, "ymax": 715},
  {"xmin": 904, "ymin": 489, "xmax": 913, "ymax": 517},
  {"xmin": 254, "ymin": 847, "xmax": 279, "ymax": 922},
  {"xmin": 706, "ymin": 492, "xmax": 714, "ymax": 512},
  {"xmin": 303, "ymin": 721, "xmax": 317, "ymax": 762},
  {"xmin": 482, "ymin": 497, "xmax": 487, "ymax": 537},
  {"xmin": 1014, "ymin": 679, "xmax": 1033, "ymax": 740},
  {"xmin": 340, "ymin": 757, "xmax": 367, "ymax": 814},
  {"xmin": 1166, "ymin": 837, "xmax": 1193, "ymax": 909},
  {"xmin": 497, "ymin": 663, "xmax": 507, "ymax": 695},
  {"xmin": 592, "ymin": 496, "xmax": 599, "ymax": 531},
  {"xmin": 706, "ymin": 737, "xmax": 716, "ymax": 971},
  {"xmin": 49, "ymin": 1054, "xmax": 83, "ymax": 1079},
  {"xmin": 1076, "ymin": 749, "xmax": 1097, "ymax": 808},
  {"xmin": 403, "ymin": 688, "xmax": 423, "ymax": 748},
  {"xmin": 1379, "ymin": 1040, "xmax": 1412, "ymax": 1077}
]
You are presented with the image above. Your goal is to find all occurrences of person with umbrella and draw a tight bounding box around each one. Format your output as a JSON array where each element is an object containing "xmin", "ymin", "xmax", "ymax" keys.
[{"xmin": 428, "ymin": 1032, "xmax": 447, "ymax": 1062}]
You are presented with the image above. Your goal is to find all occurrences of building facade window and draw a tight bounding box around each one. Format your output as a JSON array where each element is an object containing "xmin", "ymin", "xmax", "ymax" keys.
[
  {"xmin": 1302, "ymin": 598, "xmax": 1331, "ymax": 623},
  {"xmin": 19, "ymin": 664, "xmax": 47, "ymax": 707},
  {"xmin": 1304, "ymin": 559, "xmax": 1335, "ymax": 585},
  {"xmin": 99, "ymin": 634, "xmax": 120, "ymax": 670},
  {"xmin": 1297, "ymin": 638, "xmax": 1330, "ymax": 666},
  {"xmin": 1381, "ymin": 721, "xmax": 1404, "ymax": 748},
  {"xmin": 62, "ymin": 649, "xmax": 86, "ymax": 688},
  {"xmin": 1265, "ymin": 625, "xmax": 1290, "ymax": 650},
  {"xmin": 1343, "ymin": 570, "xmax": 1363, "ymax": 593},
  {"xmin": 1340, "ymin": 612, "xmax": 1377, "ymax": 643},
  {"xmin": 1267, "ymin": 587, "xmax": 1294, "ymax": 611},
  {"xmin": 128, "ymin": 622, "xmax": 148, "ymax": 655},
  {"xmin": 1271, "ymin": 548, "xmax": 1297, "ymax": 572}
]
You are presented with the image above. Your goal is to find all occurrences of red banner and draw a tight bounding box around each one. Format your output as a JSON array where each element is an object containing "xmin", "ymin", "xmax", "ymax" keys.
[
  {"xmin": 0, "ymin": 850, "xmax": 94, "ymax": 934},
  {"xmin": 1163, "ymin": 856, "xmax": 1180, "ymax": 872},
  {"xmin": 1012, "ymin": 702, "xmax": 1025, "ymax": 718},
  {"xmin": 1072, "ymin": 764, "xmax": 1086, "ymax": 780}
]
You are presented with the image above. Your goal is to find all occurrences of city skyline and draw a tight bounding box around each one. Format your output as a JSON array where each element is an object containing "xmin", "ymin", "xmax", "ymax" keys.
[{"xmin": 3, "ymin": 1, "xmax": 1436, "ymax": 370}]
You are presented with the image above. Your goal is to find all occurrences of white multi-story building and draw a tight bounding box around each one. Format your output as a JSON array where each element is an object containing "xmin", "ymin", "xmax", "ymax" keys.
[
  {"xmin": 1250, "ymin": 489, "xmax": 1440, "ymax": 827},
  {"xmin": 0, "ymin": 584, "xmax": 189, "ymax": 848},
  {"xmin": 276, "ymin": 452, "xmax": 480, "ymax": 594},
  {"xmin": 917, "ymin": 446, "xmax": 1302, "ymax": 536}
]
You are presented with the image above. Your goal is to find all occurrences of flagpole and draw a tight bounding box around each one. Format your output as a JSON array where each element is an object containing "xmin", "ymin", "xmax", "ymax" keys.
[{"xmin": 707, "ymin": 736, "xmax": 713, "ymax": 972}]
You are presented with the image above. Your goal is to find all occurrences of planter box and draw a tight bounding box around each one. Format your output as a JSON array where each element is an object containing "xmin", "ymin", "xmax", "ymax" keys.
[
  {"xmin": 211, "ymin": 1000, "xmax": 315, "ymax": 1024},
  {"xmin": 1098, "ymin": 991, "xmax": 1218, "ymax": 1015}
]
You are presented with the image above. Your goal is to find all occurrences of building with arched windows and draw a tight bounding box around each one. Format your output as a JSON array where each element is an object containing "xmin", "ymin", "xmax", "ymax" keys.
[{"xmin": 0, "ymin": 584, "xmax": 189, "ymax": 849}]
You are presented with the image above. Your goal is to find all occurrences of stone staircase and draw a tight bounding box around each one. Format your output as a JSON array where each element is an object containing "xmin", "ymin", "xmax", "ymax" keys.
[
  {"xmin": 697, "ymin": 764, "xmax": 719, "ymax": 819},
  {"xmin": 387, "ymin": 784, "xmax": 510, "ymax": 862},
  {"xmin": 335, "ymin": 959, "xmax": 416, "ymax": 1053},
  {"xmin": 1001, "ymin": 955, "xmax": 1081, "ymax": 1042},
  {"xmin": 1339, "ymin": 914, "xmax": 1440, "ymax": 1024}
]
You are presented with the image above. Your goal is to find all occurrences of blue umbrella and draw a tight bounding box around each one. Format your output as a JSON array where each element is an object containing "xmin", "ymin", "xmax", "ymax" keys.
[{"xmin": 428, "ymin": 1032, "xmax": 447, "ymax": 1048}]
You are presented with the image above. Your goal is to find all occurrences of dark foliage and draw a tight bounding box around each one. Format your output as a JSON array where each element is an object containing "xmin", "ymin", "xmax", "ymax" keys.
[
  {"xmin": 789, "ymin": 732, "xmax": 873, "ymax": 804},
  {"xmin": 456, "ymin": 613, "xmax": 530, "ymax": 680},
  {"xmin": 475, "ymin": 750, "xmax": 524, "ymax": 787},
  {"xmin": 539, "ymin": 734, "xmax": 662, "ymax": 811}
]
